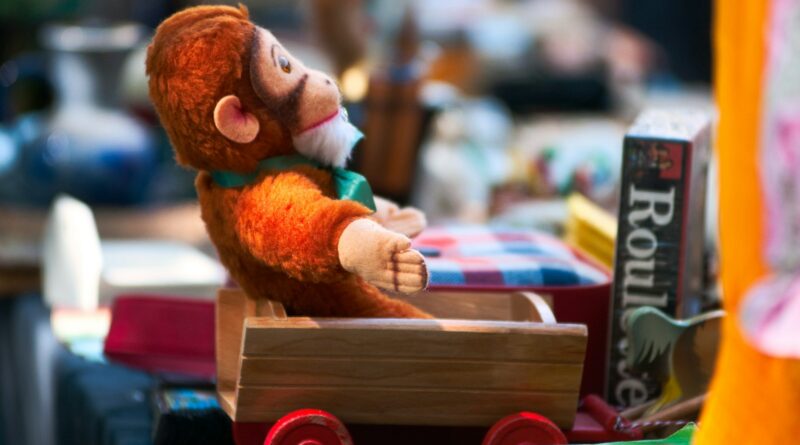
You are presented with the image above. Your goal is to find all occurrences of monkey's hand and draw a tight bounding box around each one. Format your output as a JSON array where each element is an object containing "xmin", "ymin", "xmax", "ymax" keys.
[
  {"xmin": 338, "ymin": 218, "xmax": 428, "ymax": 294},
  {"xmin": 372, "ymin": 196, "xmax": 427, "ymax": 238}
]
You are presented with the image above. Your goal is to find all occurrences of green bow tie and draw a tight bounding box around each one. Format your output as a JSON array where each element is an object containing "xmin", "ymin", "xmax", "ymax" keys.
[{"xmin": 210, "ymin": 155, "xmax": 376, "ymax": 212}]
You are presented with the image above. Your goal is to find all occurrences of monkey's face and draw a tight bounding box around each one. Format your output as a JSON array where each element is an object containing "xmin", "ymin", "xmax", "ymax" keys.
[
  {"xmin": 214, "ymin": 27, "xmax": 361, "ymax": 167},
  {"xmin": 249, "ymin": 28, "xmax": 340, "ymax": 134}
]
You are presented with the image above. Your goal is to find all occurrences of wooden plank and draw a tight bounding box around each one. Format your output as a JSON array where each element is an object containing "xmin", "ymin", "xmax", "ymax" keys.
[
  {"xmin": 220, "ymin": 290, "xmax": 586, "ymax": 428},
  {"xmin": 242, "ymin": 318, "xmax": 587, "ymax": 363},
  {"xmin": 239, "ymin": 356, "xmax": 583, "ymax": 391},
  {"xmin": 216, "ymin": 290, "xmax": 291, "ymax": 392},
  {"xmin": 510, "ymin": 292, "xmax": 556, "ymax": 323},
  {"xmin": 216, "ymin": 288, "xmax": 250, "ymax": 393},
  {"xmin": 217, "ymin": 389, "xmax": 237, "ymax": 419},
  {"xmin": 255, "ymin": 298, "xmax": 287, "ymax": 319},
  {"xmin": 232, "ymin": 385, "xmax": 579, "ymax": 427},
  {"xmin": 399, "ymin": 290, "xmax": 556, "ymax": 323},
  {"xmin": 397, "ymin": 290, "xmax": 518, "ymax": 320}
]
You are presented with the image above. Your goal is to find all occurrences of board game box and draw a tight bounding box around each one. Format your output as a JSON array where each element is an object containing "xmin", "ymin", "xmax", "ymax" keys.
[{"xmin": 607, "ymin": 109, "xmax": 712, "ymax": 406}]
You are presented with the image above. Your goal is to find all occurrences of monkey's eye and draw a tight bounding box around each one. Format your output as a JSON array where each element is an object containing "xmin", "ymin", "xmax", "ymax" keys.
[{"xmin": 278, "ymin": 55, "xmax": 292, "ymax": 74}]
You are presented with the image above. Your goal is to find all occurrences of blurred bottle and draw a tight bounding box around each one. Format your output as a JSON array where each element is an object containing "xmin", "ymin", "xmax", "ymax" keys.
[
  {"xmin": 359, "ymin": 6, "xmax": 427, "ymax": 203},
  {"xmin": 0, "ymin": 22, "xmax": 156, "ymax": 206}
]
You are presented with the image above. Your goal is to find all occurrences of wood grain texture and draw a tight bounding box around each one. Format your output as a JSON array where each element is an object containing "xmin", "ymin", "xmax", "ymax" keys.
[
  {"xmin": 242, "ymin": 317, "xmax": 586, "ymax": 363},
  {"xmin": 239, "ymin": 356, "xmax": 583, "ymax": 391},
  {"xmin": 217, "ymin": 288, "xmax": 289, "ymax": 392},
  {"xmin": 216, "ymin": 288, "xmax": 251, "ymax": 392},
  {"xmin": 397, "ymin": 290, "xmax": 534, "ymax": 321},
  {"xmin": 232, "ymin": 385, "xmax": 580, "ymax": 427},
  {"xmin": 218, "ymin": 389, "xmax": 237, "ymax": 417},
  {"xmin": 511, "ymin": 292, "xmax": 556, "ymax": 323}
]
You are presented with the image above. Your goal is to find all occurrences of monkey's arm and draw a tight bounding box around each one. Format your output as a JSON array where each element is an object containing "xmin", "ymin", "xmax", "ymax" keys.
[
  {"xmin": 233, "ymin": 169, "xmax": 372, "ymax": 282},
  {"xmin": 233, "ymin": 170, "xmax": 427, "ymax": 292}
]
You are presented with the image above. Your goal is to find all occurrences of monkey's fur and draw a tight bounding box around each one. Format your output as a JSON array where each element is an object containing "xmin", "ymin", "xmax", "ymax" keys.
[{"xmin": 147, "ymin": 5, "xmax": 429, "ymax": 317}]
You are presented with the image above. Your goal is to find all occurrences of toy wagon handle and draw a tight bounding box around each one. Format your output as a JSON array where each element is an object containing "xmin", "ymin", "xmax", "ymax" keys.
[{"xmin": 510, "ymin": 292, "xmax": 556, "ymax": 324}]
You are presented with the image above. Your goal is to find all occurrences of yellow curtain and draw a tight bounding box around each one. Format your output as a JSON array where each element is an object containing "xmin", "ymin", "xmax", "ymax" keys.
[{"xmin": 696, "ymin": 0, "xmax": 800, "ymax": 443}]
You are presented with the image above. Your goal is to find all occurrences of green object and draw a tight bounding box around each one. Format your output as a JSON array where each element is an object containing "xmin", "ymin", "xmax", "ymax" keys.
[
  {"xmin": 211, "ymin": 154, "xmax": 376, "ymax": 212},
  {"xmin": 627, "ymin": 307, "xmax": 723, "ymax": 414},
  {"xmin": 598, "ymin": 424, "xmax": 696, "ymax": 445}
]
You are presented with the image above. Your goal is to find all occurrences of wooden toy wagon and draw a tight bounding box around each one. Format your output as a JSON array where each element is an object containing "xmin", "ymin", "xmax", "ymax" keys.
[{"xmin": 216, "ymin": 288, "xmax": 589, "ymax": 445}]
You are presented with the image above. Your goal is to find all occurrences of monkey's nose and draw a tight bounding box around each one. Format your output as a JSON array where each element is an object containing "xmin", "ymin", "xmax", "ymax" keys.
[{"xmin": 325, "ymin": 78, "xmax": 332, "ymax": 85}]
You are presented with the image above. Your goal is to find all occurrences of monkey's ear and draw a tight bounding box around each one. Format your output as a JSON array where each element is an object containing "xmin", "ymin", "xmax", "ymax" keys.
[{"xmin": 213, "ymin": 95, "xmax": 260, "ymax": 144}]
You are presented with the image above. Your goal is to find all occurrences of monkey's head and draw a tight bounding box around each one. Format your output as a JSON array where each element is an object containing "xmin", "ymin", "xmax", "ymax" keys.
[{"xmin": 147, "ymin": 5, "xmax": 360, "ymax": 173}]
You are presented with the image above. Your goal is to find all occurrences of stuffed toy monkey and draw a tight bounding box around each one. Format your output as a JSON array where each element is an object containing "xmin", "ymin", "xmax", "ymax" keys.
[{"xmin": 146, "ymin": 5, "xmax": 430, "ymax": 317}]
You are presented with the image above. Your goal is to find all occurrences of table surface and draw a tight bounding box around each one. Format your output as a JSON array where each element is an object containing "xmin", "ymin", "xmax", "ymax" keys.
[{"xmin": 0, "ymin": 202, "xmax": 211, "ymax": 296}]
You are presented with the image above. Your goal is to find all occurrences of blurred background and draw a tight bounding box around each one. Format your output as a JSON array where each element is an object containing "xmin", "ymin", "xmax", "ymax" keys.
[
  {"xmin": 0, "ymin": 0, "xmax": 714, "ymax": 444},
  {"xmin": 0, "ymin": 0, "xmax": 712, "ymax": 212}
]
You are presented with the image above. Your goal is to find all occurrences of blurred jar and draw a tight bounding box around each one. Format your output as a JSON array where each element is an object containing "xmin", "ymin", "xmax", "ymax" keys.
[{"xmin": 0, "ymin": 22, "xmax": 156, "ymax": 206}]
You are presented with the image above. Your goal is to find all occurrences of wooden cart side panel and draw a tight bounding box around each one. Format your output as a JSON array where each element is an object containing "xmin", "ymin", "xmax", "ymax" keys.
[
  {"xmin": 217, "ymin": 389, "xmax": 237, "ymax": 419},
  {"xmin": 242, "ymin": 318, "xmax": 587, "ymax": 363},
  {"xmin": 232, "ymin": 386, "xmax": 581, "ymax": 427},
  {"xmin": 238, "ymin": 356, "xmax": 583, "ymax": 392},
  {"xmin": 510, "ymin": 292, "xmax": 556, "ymax": 323},
  {"xmin": 397, "ymin": 290, "xmax": 555, "ymax": 322},
  {"xmin": 216, "ymin": 290, "xmax": 288, "ymax": 395},
  {"xmin": 398, "ymin": 290, "xmax": 521, "ymax": 321},
  {"xmin": 216, "ymin": 288, "xmax": 250, "ymax": 394},
  {"xmin": 234, "ymin": 317, "xmax": 587, "ymax": 427}
]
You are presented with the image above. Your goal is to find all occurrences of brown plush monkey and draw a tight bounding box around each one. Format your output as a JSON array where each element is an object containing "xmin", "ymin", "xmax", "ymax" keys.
[{"xmin": 146, "ymin": 5, "xmax": 429, "ymax": 317}]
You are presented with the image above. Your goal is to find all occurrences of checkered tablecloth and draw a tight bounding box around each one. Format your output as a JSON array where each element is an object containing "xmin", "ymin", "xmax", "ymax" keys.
[{"xmin": 413, "ymin": 226, "xmax": 609, "ymax": 288}]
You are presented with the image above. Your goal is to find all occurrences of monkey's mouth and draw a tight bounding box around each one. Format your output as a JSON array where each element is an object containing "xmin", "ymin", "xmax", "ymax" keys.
[
  {"xmin": 299, "ymin": 109, "xmax": 341, "ymax": 135},
  {"xmin": 292, "ymin": 107, "xmax": 363, "ymax": 168}
]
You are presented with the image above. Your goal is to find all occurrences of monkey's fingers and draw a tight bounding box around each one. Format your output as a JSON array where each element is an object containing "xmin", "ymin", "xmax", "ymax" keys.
[
  {"xmin": 372, "ymin": 272, "xmax": 427, "ymax": 294},
  {"xmin": 390, "ymin": 259, "xmax": 426, "ymax": 274},
  {"xmin": 393, "ymin": 249, "xmax": 425, "ymax": 265},
  {"xmin": 375, "ymin": 266, "xmax": 427, "ymax": 285},
  {"xmin": 376, "ymin": 283, "xmax": 426, "ymax": 294},
  {"xmin": 373, "ymin": 249, "xmax": 428, "ymax": 293},
  {"xmin": 386, "ymin": 236, "xmax": 412, "ymax": 256}
]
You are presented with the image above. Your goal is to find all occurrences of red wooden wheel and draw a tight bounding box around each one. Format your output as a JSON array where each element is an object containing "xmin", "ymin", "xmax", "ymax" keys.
[
  {"xmin": 264, "ymin": 409, "xmax": 353, "ymax": 445},
  {"xmin": 483, "ymin": 412, "xmax": 568, "ymax": 445}
]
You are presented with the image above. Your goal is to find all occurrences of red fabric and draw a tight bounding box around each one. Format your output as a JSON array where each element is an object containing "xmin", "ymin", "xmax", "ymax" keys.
[{"xmin": 103, "ymin": 295, "xmax": 216, "ymax": 379}]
